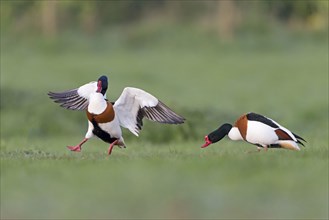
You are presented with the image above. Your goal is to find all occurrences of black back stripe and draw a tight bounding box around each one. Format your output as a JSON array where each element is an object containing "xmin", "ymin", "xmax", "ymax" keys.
[{"xmin": 246, "ymin": 112, "xmax": 279, "ymax": 128}]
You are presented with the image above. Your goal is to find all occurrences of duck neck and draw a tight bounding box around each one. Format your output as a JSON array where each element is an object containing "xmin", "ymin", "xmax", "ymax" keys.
[{"xmin": 208, "ymin": 123, "xmax": 232, "ymax": 143}]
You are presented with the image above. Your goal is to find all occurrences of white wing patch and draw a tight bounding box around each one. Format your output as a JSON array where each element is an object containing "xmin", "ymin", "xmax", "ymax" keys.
[
  {"xmin": 276, "ymin": 125, "xmax": 297, "ymax": 142},
  {"xmin": 265, "ymin": 116, "xmax": 297, "ymax": 142},
  {"xmin": 114, "ymin": 87, "xmax": 158, "ymax": 109},
  {"xmin": 114, "ymin": 87, "xmax": 185, "ymax": 136},
  {"xmin": 77, "ymin": 82, "xmax": 97, "ymax": 100},
  {"xmin": 114, "ymin": 87, "xmax": 159, "ymax": 136},
  {"xmin": 48, "ymin": 81, "xmax": 106, "ymax": 110}
]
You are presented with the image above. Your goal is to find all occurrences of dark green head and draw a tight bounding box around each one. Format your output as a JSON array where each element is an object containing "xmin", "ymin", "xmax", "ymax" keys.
[
  {"xmin": 97, "ymin": 75, "xmax": 108, "ymax": 95},
  {"xmin": 201, "ymin": 123, "xmax": 232, "ymax": 148}
]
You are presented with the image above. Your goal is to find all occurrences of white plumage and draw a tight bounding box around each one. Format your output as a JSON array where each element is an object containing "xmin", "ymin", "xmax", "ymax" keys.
[
  {"xmin": 114, "ymin": 87, "xmax": 160, "ymax": 136},
  {"xmin": 88, "ymin": 92, "xmax": 107, "ymax": 114},
  {"xmin": 246, "ymin": 121, "xmax": 280, "ymax": 146},
  {"xmin": 228, "ymin": 127, "xmax": 243, "ymax": 141},
  {"xmin": 202, "ymin": 112, "xmax": 305, "ymax": 151},
  {"xmin": 48, "ymin": 76, "xmax": 185, "ymax": 155}
]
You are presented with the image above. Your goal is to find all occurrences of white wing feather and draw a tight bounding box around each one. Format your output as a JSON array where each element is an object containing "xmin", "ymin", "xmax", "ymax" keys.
[
  {"xmin": 48, "ymin": 81, "xmax": 106, "ymax": 110},
  {"xmin": 114, "ymin": 87, "xmax": 158, "ymax": 136},
  {"xmin": 265, "ymin": 116, "xmax": 297, "ymax": 142},
  {"xmin": 114, "ymin": 87, "xmax": 185, "ymax": 136},
  {"xmin": 77, "ymin": 82, "xmax": 98, "ymax": 99}
]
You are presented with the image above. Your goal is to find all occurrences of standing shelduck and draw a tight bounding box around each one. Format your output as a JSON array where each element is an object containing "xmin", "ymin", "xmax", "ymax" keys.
[
  {"xmin": 201, "ymin": 112, "xmax": 306, "ymax": 151},
  {"xmin": 48, "ymin": 75, "xmax": 185, "ymax": 155}
]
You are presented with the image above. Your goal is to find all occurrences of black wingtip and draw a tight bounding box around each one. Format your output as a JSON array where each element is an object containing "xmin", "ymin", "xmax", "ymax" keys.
[
  {"xmin": 297, "ymin": 140, "xmax": 305, "ymax": 147},
  {"xmin": 48, "ymin": 91, "xmax": 58, "ymax": 100},
  {"xmin": 47, "ymin": 89, "xmax": 88, "ymax": 111},
  {"xmin": 293, "ymin": 132, "xmax": 306, "ymax": 143},
  {"xmin": 157, "ymin": 101, "xmax": 186, "ymax": 124},
  {"xmin": 47, "ymin": 91, "xmax": 54, "ymax": 97}
]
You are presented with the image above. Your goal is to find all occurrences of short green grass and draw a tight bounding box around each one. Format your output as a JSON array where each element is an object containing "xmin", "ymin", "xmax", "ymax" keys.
[
  {"xmin": 1, "ymin": 138, "xmax": 328, "ymax": 219},
  {"xmin": 1, "ymin": 26, "xmax": 328, "ymax": 219}
]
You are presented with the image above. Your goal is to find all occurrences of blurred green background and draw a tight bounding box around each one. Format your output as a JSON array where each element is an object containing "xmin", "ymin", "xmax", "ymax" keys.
[{"xmin": 1, "ymin": 1, "xmax": 328, "ymax": 219}]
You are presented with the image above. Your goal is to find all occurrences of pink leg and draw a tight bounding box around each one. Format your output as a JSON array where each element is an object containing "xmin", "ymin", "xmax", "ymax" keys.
[
  {"xmin": 108, "ymin": 140, "xmax": 119, "ymax": 155},
  {"xmin": 67, "ymin": 138, "xmax": 88, "ymax": 152}
]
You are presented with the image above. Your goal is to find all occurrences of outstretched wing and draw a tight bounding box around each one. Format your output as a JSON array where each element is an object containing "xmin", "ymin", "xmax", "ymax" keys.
[
  {"xmin": 113, "ymin": 87, "xmax": 185, "ymax": 136},
  {"xmin": 48, "ymin": 81, "xmax": 105, "ymax": 110}
]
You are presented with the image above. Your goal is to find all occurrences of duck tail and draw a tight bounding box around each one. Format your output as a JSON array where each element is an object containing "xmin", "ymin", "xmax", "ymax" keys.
[
  {"xmin": 296, "ymin": 139, "xmax": 305, "ymax": 147},
  {"xmin": 292, "ymin": 132, "xmax": 306, "ymax": 143}
]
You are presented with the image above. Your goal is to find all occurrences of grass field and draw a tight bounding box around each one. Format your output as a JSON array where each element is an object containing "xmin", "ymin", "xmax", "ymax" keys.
[{"xmin": 1, "ymin": 26, "xmax": 328, "ymax": 219}]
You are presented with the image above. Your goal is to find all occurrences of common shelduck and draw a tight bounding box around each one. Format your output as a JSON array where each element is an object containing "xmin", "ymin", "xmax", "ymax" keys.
[
  {"xmin": 48, "ymin": 75, "xmax": 185, "ymax": 155},
  {"xmin": 201, "ymin": 112, "xmax": 306, "ymax": 151}
]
